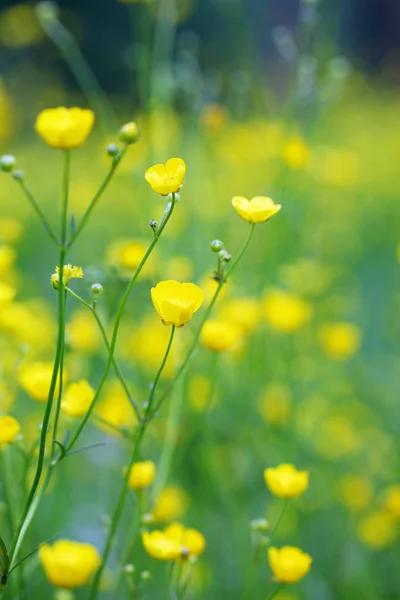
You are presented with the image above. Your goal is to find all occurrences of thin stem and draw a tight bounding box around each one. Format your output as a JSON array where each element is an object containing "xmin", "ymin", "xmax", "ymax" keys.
[
  {"xmin": 92, "ymin": 414, "xmax": 134, "ymax": 440},
  {"xmin": 266, "ymin": 584, "xmax": 284, "ymax": 600},
  {"xmin": 68, "ymin": 146, "xmax": 128, "ymax": 248},
  {"xmin": 65, "ymin": 287, "xmax": 140, "ymax": 419},
  {"xmin": 88, "ymin": 327, "xmax": 176, "ymax": 600},
  {"xmin": 66, "ymin": 194, "xmax": 177, "ymax": 453},
  {"xmin": 14, "ymin": 179, "xmax": 59, "ymax": 245},
  {"xmin": 269, "ymin": 500, "xmax": 289, "ymax": 539},
  {"xmin": 6, "ymin": 150, "xmax": 71, "ymax": 574},
  {"xmin": 151, "ymin": 223, "xmax": 256, "ymax": 416}
]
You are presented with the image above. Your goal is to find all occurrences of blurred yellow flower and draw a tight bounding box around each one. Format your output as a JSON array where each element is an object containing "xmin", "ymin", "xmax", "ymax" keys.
[
  {"xmin": 163, "ymin": 255, "xmax": 193, "ymax": 281},
  {"xmin": 19, "ymin": 362, "xmax": 67, "ymax": 403},
  {"xmin": 127, "ymin": 461, "xmax": 156, "ymax": 491},
  {"xmin": 218, "ymin": 298, "xmax": 260, "ymax": 333},
  {"xmin": 152, "ymin": 486, "xmax": 188, "ymax": 522},
  {"xmin": 201, "ymin": 320, "xmax": 243, "ymax": 352},
  {"xmin": 164, "ymin": 522, "xmax": 206, "ymax": 557},
  {"xmin": 282, "ymin": 136, "xmax": 310, "ymax": 169},
  {"xmin": 107, "ymin": 239, "xmax": 156, "ymax": 275},
  {"xmin": 35, "ymin": 107, "xmax": 95, "ymax": 149},
  {"xmin": 268, "ymin": 546, "xmax": 312, "ymax": 583},
  {"xmin": 0, "ymin": 5, "xmax": 44, "ymax": 47},
  {"xmin": 0, "ymin": 245, "xmax": 15, "ymax": 277},
  {"xmin": 67, "ymin": 309, "xmax": 100, "ymax": 354},
  {"xmin": 0, "ymin": 301, "xmax": 56, "ymax": 351},
  {"xmin": 0, "ymin": 415, "xmax": 21, "ymax": 445},
  {"xmin": 126, "ymin": 316, "xmax": 179, "ymax": 377},
  {"xmin": 314, "ymin": 416, "xmax": 360, "ymax": 460},
  {"xmin": 39, "ymin": 540, "xmax": 100, "ymax": 589},
  {"xmin": 357, "ymin": 511, "xmax": 397, "ymax": 549},
  {"xmin": 0, "ymin": 282, "xmax": 16, "ymax": 304},
  {"xmin": 319, "ymin": 322, "xmax": 361, "ymax": 360},
  {"xmin": 264, "ymin": 289, "xmax": 312, "ymax": 333},
  {"xmin": 145, "ymin": 158, "xmax": 186, "ymax": 195},
  {"xmin": 339, "ymin": 475, "xmax": 374, "ymax": 512},
  {"xmin": 0, "ymin": 218, "xmax": 22, "ymax": 243},
  {"xmin": 258, "ymin": 383, "xmax": 292, "ymax": 425},
  {"xmin": 143, "ymin": 523, "xmax": 205, "ymax": 561},
  {"xmin": 151, "ymin": 280, "xmax": 204, "ymax": 327},
  {"xmin": 51, "ymin": 264, "xmax": 84, "ymax": 289},
  {"xmin": 61, "ymin": 380, "xmax": 95, "ymax": 418},
  {"xmin": 383, "ymin": 485, "xmax": 400, "ymax": 519},
  {"xmin": 188, "ymin": 375, "xmax": 218, "ymax": 413},
  {"xmin": 264, "ymin": 464, "xmax": 309, "ymax": 498},
  {"xmin": 232, "ymin": 196, "xmax": 281, "ymax": 224},
  {"xmin": 96, "ymin": 380, "xmax": 137, "ymax": 434}
]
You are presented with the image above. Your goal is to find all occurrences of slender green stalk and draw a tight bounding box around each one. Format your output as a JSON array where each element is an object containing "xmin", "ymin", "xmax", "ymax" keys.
[
  {"xmin": 269, "ymin": 500, "xmax": 289, "ymax": 539},
  {"xmin": 68, "ymin": 146, "xmax": 128, "ymax": 248},
  {"xmin": 65, "ymin": 287, "xmax": 140, "ymax": 419},
  {"xmin": 14, "ymin": 178, "xmax": 59, "ymax": 245},
  {"xmin": 92, "ymin": 414, "xmax": 134, "ymax": 440},
  {"xmin": 0, "ymin": 449, "xmax": 17, "ymax": 536},
  {"xmin": 266, "ymin": 584, "xmax": 284, "ymax": 600},
  {"xmin": 88, "ymin": 326, "xmax": 176, "ymax": 600},
  {"xmin": 6, "ymin": 151, "xmax": 71, "ymax": 575},
  {"xmin": 150, "ymin": 223, "xmax": 256, "ymax": 416},
  {"xmin": 66, "ymin": 194, "xmax": 177, "ymax": 453}
]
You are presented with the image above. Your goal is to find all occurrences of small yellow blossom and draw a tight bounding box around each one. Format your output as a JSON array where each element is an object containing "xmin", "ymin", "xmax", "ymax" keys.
[
  {"xmin": 268, "ymin": 546, "xmax": 312, "ymax": 583},
  {"xmin": 383, "ymin": 485, "xmax": 400, "ymax": 519},
  {"xmin": 0, "ymin": 282, "xmax": 16, "ymax": 304},
  {"xmin": 96, "ymin": 380, "xmax": 137, "ymax": 434},
  {"xmin": 264, "ymin": 464, "xmax": 309, "ymax": 498},
  {"xmin": 0, "ymin": 415, "xmax": 21, "ymax": 445},
  {"xmin": 218, "ymin": 298, "xmax": 260, "ymax": 333},
  {"xmin": 258, "ymin": 383, "xmax": 292, "ymax": 425},
  {"xmin": 0, "ymin": 218, "xmax": 22, "ymax": 243},
  {"xmin": 61, "ymin": 380, "xmax": 95, "ymax": 418},
  {"xmin": 201, "ymin": 320, "xmax": 243, "ymax": 352},
  {"xmin": 264, "ymin": 289, "xmax": 312, "ymax": 333},
  {"xmin": 19, "ymin": 362, "xmax": 68, "ymax": 403},
  {"xmin": 126, "ymin": 316, "xmax": 179, "ymax": 377},
  {"xmin": 67, "ymin": 309, "xmax": 100, "ymax": 354},
  {"xmin": 339, "ymin": 475, "xmax": 374, "ymax": 512},
  {"xmin": 151, "ymin": 280, "xmax": 204, "ymax": 327},
  {"xmin": 142, "ymin": 523, "xmax": 205, "ymax": 561},
  {"xmin": 51, "ymin": 265, "xmax": 84, "ymax": 289},
  {"xmin": 35, "ymin": 107, "xmax": 95, "ymax": 149},
  {"xmin": 127, "ymin": 461, "xmax": 156, "ymax": 491},
  {"xmin": 152, "ymin": 486, "xmax": 189, "ymax": 522},
  {"xmin": 232, "ymin": 196, "xmax": 281, "ymax": 224},
  {"xmin": 319, "ymin": 322, "xmax": 361, "ymax": 360},
  {"xmin": 145, "ymin": 158, "xmax": 186, "ymax": 195},
  {"xmin": 282, "ymin": 136, "xmax": 310, "ymax": 169},
  {"xmin": 164, "ymin": 522, "xmax": 206, "ymax": 557},
  {"xmin": 39, "ymin": 540, "xmax": 100, "ymax": 589},
  {"xmin": 357, "ymin": 511, "xmax": 398, "ymax": 549}
]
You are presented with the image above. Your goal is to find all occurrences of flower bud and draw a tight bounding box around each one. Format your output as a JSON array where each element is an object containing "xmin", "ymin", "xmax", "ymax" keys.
[
  {"xmin": 11, "ymin": 170, "xmax": 24, "ymax": 181},
  {"xmin": 91, "ymin": 283, "xmax": 103, "ymax": 295},
  {"xmin": 142, "ymin": 512, "xmax": 154, "ymax": 525},
  {"xmin": 250, "ymin": 518, "xmax": 269, "ymax": 532},
  {"xmin": 123, "ymin": 564, "xmax": 135, "ymax": 575},
  {"xmin": 219, "ymin": 249, "xmax": 232, "ymax": 263},
  {"xmin": 35, "ymin": 1, "xmax": 59, "ymax": 23},
  {"xmin": 0, "ymin": 155, "xmax": 16, "ymax": 172},
  {"xmin": 149, "ymin": 220, "xmax": 158, "ymax": 235},
  {"xmin": 210, "ymin": 239, "xmax": 224, "ymax": 253},
  {"xmin": 119, "ymin": 122, "xmax": 141, "ymax": 144},
  {"xmin": 140, "ymin": 570, "xmax": 151, "ymax": 581},
  {"xmin": 106, "ymin": 143, "xmax": 120, "ymax": 157}
]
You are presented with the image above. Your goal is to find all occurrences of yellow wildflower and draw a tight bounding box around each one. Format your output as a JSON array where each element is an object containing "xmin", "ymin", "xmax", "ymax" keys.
[
  {"xmin": 67, "ymin": 309, "xmax": 100, "ymax": 354},
  {"xmin": 268, "ymin": 546, "xmax": 312, "ymax": 583},
  {"xmin": 263, "ymin": 289, "xmax": 312, "ymax": 333},
  {"xmin": 282, "ymin": 136, "xmax": 310, "ymax": 169},
  {"xmin": 142, "ymin": 530, "xmax": 182, "ymax": 561},
  {"xmin": 96, "ymin": 380, "xmax": 137, "ymax": 435},
  {"xmin": 339, "ymin": 475, "xmax": 374, "ymax": 512},
  {"xmin": 19, "ymin": 362, "xmax": 68, "ymax": 403},
  {"xmin": 126, "ymin": 315, "xmax": 179, "ymax": 377},
  {"xmin": 151, "ymin": 280, "xmax": 204, "ymax": 327},
  {"xmin": 0, "ymin": 282, "xmax": 16, "ymax": 304},
  {"xmin": 0, "ymin": 415, "xmax": 21, "ymax": 445},
  {"xmin": 164, "ymin": 522, "xmax": 206, "ymax": 557},
  {"xmin": 61, "ymin": 380, "xmax": 95, "ymax": 418},
  {"xmin": 383, "ymin": 485, "xmax": 400, "ymax": 519},
  {"xmin": 232, "ymin": 196, "xmax": 281, "ymax": 224},
  {"xmin": 106, "ymin": 239, "xmax": 156, "ymax": 276},
  {"xmin": 319, "ymin": 322, "xmax": 361, "ymax": 360},
  {"xmin": 218, "ymin": 298, "xmax": 260, "ymax": 333},
  {"xmin": 152, "ymin": 486, "xmax": 189, "ymax": 522},
  {"xmin": 145, "ymin": 158, "xmax": 186, "ymax": 195},
  {"xmin": 39, "ymin": 540, "xmax": 100, "ymax": 589},
  {"xmin": 264, "ymin": 464, "xmax": 309, "ymax": 498},
  {"xmin": 258, "ymin": 383, "xmax": 292, "ymax": 425},
  {"xmin": 201, "ymin": 320, "xmax": 243, "ymax": 352},
  {"xmin": 51, "ymin": 264, "xmax": 84, "ymax": 289},
  {"xmin": 127, "ymin": 461, "xmax": 156, "ymax": 491},
  {"xmin": 357, "ymin": 511, "xmax": 398, "ymax": 549},
  {"xmin": 0, "ymin": 218, "xmax": 22, "ymax": 243},
  {"xmin": 35, "ymin": 107, "xmax": 95, "ymax": 149}
]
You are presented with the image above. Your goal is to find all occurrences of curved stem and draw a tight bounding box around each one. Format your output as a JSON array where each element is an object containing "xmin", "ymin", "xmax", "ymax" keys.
[
  {"xmin": 269, "ymin": 500, "xmax": 289, "ymax": 539},
  {"xmin": 65, "ymin": 287, "xmax": 140, "ymax": 420},
  {"xmin": 150, "ymin": 223, "xmax": 256, "ymax": 416},
  {"xmin": 68, "ymin": 146, "xmax": 128, "ymax": 248},
  {"xmin": 266, "ymin": 584, "xmax": 284, "ymax": 600},
  {"xmin": 14, "ymin": 179, "xmax": 59, "ymax": 245},
  {"xmin": 88, "ymin": 326, "xmax": 176, "ymax": 600},
  {"xmin": 65, "ymin": 194, "xmax": 177, "ymax": 453}
]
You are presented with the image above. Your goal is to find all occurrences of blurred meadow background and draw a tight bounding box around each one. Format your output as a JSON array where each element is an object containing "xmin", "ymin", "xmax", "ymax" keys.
[{"xmin": 1, "ymin": 0, "xmax": 400, "ymax": 598}]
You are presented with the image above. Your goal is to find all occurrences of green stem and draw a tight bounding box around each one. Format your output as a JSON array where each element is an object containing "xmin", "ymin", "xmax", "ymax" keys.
[
  {"xmin": 266, "ymin": 584, "xmax": 284, "ymax": 600},
  {"xmin": 66, "ymin": 194, "xmax": 177, "ymax": 453},
  {"xmin": 65, "ymin": 287, "xmax": 140, "ymax": 420},
  {"xmin": 150, "ymin": 223, "xmax": 256, "ymax": 416},
  {"xmin": 88, "ymin": 326, "xmax": 176, "ymax": 600},
  {"xmin": 68, "ymin": 146, "xmax": 128, "ymax": 248},
  {"xmin": 14, "ymin": 179, "xmax": 59, "ymax": 245},
  {"xmin": 6, "ymin": 150, "xmax": 71, "ymax": 575},
  {"xmin": 269, "ymin": 500, "xmax": 289, "ymax": 539},
  {"xmin": 0, "ymin": 449, "xmax": 17, "ymax": 536}
]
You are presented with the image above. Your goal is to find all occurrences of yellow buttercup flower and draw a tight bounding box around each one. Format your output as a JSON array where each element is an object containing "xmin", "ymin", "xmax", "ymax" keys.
[
  {"xmin": 127, "ymin": 461, "xmax": 156, "ymax": 490},
  {"xmin": 19, "ymin": 362, "xmax": 68, "ymax": 403},
  {"xmin": 263, "ymin": 289, "xmax": 312, "ymax": 333},
  {"xmin": 61, "ymin": 380, "xmax": 95, "ymax": 418},
  {"xmin": 152, "ymin": 486, "xmax": 189, "ymax": 522},
  {"xmin": 383, "ymin": 485, "xmax": 400, "ymax": 519},
  {"xmin": 232, "ymin": 196, "xmax": 281, "ymax": 224},
  {"xmin": 268, "ymin": 546, "xmax": 312, "ymax": 583},
  {"xmin": 282, "ymin": 136, "xmax": 310, "ymax": 169},
  {"xmin": 67, "ymin": 309, "xmax": 100, "ymax": 354},
  {"xmin": 96, "ymin": 380, "xmax": 137, "ymax": 434},
  {"xmin": 39, "ymin": 540, "xmax": 100, "ymax": 589},
  {"xmin": 35, "ymin": 107, "xmax": 95, "ymax": 149},
  {"xmin": 319, "ymin": 322, "xmax": 361, "ymax": 360},
  {"xmin": 164, "ymin": 522, "xmax": 206, "ymax": 557},
  {"xmin": 201, "ymin": 320, "xmax": 243, "ymax": 352},
  {"xmin": 145, "ymin": 158, "xmax": 186, "ymax": 195},
  {"xmin": 51, "ymin": 265, "xmax": 84, "ymax": 289},
  {"xmin": 357, "ymin": 511, "xmax": 397, "ymax": 549},
  {"xmin": 339, "ymin": 475, "xmax": 373, "ymax": 512},
  {"xmin": 0, "ymin": 415, "xmax": 21, "ymax": 445},
  {"xmin": 142, "ymin": 523, "xmax": 205, "ymax": 561},
  {"xmin": 218, "ymin": 298, "xmax": 261, "ymax": 333},
  {"xmin": 264, "ymin": 464, "xmax": 309, "ymax": 498},
  {"xmin": 151, "ymin": 280, "xmax": 204, "ymax": 327},
  {"xmin": 258, "ymin": 383, "xmax": 292, "ymax": 425}
]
